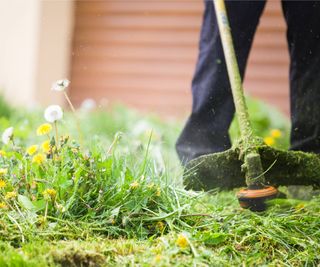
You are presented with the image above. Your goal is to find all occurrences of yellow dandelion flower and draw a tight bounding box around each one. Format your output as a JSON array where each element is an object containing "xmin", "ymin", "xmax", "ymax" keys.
[
  {"xmin": 32, "ymin": 153, "xmax": 46, "ymax": 165},
  {"xmin": 43, "ymin": 188, "xmax": 57, "ymax": 200},
  {"xmin": 130, "ymin": 181, "xmax": 139, "ymax": 190},
  {"xmin": 176, "ymin": 233, "xmax": 189, "ymax": 248},
  {"xmin": 156, "ymin": 187, "xmax": 161, "ymax": 197},
  {"xmin": 295, "ymin": 203, "xmax": 305, "ymax": 210},
  {"xmin": 271, "ymin": 129, "xmax": 282, "ymax": 139},
  {"xmin": 0, "ymin": 179, "xmax": 6, "ymax": 189},
  {"xmin": 41, "ymin": 140, "xmax": 51, "ymax": 154},
  {"xmin": 264, "ymin": 136, "xmax": 275, "ymax": 146},
  {"xmin": 36, "ymin": 123, "xmax": 52, "ymax": 136},
  {"xmin": 0, "ymin": 168, "xmax": 7, "ymax": 176},
  {"xmin": 154, "ymin": 254, "xmax": 162, "ymax": 263},
  {"xmin": 0, "ymin": 202, "xmax": 7, "ymax": 209},
  {"xmin": 156, "ymin": 221, "xmax": 165, "ymax": 231},
  {"xmin": 0, "ymin": 150, "xmax": 7, "ymax": 157},
  {"xmin": 26, "ymin": 145, "xmax": 38, "ymax": 156},
  {"xmin": 5, "ymin": 191, "xmax": 17, "ymax": 200}
]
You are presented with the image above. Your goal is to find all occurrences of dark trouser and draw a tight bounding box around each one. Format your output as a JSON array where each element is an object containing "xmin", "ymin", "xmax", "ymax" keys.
[{"xmin": 176, "ymin": 0, "xmax": 320, "ymax": 164}]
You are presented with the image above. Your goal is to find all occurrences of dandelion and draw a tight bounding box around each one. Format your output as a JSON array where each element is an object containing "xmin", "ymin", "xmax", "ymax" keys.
[
  {"xmin": 156, "ymin": 221, "xmax": 165, "ymax": 231},
  {"xmin": 32, "ymin": 153, "xmax": 46, "ymax": 165},
  {"xmin": 0, "ymin": 202, "xmax": 7, "ymax": 209},
  {"xmin": 156, "ymin": 187, "xmax": 161, "ymax": 197},
  {"xmin": 5, "ymin": 191, "xmax": 17, "ymax": 200},
  {"xmin": 56, "ymin": 203, "xmax": 66, "ymax": 213},
  {"xmin": 0, "ymin": 179, "xmax": 6, "ymax": 189},
  {"xmin": 53, "ymin": 79, "xmax": 83, "ymax": 147},
  {"xmin": 71, "ymin": 148, "xmax": 79, "ymax": 154},
  {"xmin": 37, "ymin": 123, "xmax": 52, "ymax": 136},
  {"xmin": 271, "ymin": 129, "xmax": 282, "ymax": 139},
  {"xmin": 153, "ymin": 254, "xmax": 162, "ymax": 264},
  {"xmin": 41, "ymin": 140, "xmax": 51, "ymax": 154},
  {"xmin": 26, "ymin": 145, "xmax": 38, "ymax": 156},
  {"xmin": 2, "ymin": 127, "xmax": 14, "ymax": 145},
  {"xmin": 108, "ymin": 218, "xmax": 116, "ymax": 225},
  {"xmin": 51, "ymin": 79, "xmax": 70, "ymax": 92},
  {"xmin": 44, "ymin": 105, "xmax": 63, "ymax": 123},
  {"xmin": 0, "ymin": 150, "xmax": 7, "ymax": 157},
  {"xmin": 0, "ymin": 168, "xmax": 7, "ymax": 176},
  {"xmin": 130, "ymin": 181, "xmax": 140, "ymax": 190},
  {"xmin": 295, "ymin": 203, "xmax": 305, "ymax": 210},
  {"xmin": 264, "ymin": 136, "xmax": 275, "ymax": 146},
  {"xmin": 176, "ymin": 233, "xmax": 189, "ymax": 248},
  {"xmin": 31, "ymin": 181, "xmax": 37, "ymax": 189},
  {"xmin": 80, "ymin": 98, "xmax": 96, "ymax": 112},
  {"xmin": 43, "ymin": 188, "xmax": 57, "ymax": 200}
]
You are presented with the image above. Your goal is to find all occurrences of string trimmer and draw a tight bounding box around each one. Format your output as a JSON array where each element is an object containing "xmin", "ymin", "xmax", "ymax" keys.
[{"xmin": 184, "ymin": 0, "xmax": 320, "ymax": 211}]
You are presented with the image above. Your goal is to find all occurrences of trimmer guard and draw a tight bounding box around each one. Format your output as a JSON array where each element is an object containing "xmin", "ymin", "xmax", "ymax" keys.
[{"xmin": 184, "ymin": 146, "xmax": 320, "ymax": 190}]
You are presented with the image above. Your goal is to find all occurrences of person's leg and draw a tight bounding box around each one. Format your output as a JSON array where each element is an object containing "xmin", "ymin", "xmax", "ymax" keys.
[
  {"xmin": 176, "ymin": 0, "xmax": 266, "ymax": 164},
  {"xmin": 282, "ymin": 1, "xmax": 320, "ymax": 152}
]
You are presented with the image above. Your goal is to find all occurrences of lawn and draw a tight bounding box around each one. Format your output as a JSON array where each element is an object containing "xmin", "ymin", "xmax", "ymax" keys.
[{"xmin": 0, "ymin": 96, "xmax": 319, "ymax": 266}]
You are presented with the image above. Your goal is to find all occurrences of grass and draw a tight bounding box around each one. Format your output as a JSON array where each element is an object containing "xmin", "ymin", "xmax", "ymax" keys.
[{"xmin": 0, "ymin": 98, "xmax": 319, "ymax": 266}]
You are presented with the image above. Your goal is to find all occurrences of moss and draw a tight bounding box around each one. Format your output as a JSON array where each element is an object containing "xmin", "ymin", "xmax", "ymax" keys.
[{"xmin": 52, "ymin": 244, "xmax": 106, "ymax": 267}]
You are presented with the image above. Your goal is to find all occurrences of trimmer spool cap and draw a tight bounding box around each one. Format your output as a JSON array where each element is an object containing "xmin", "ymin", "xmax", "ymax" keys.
[{"xmin": 237, "ymin": 186, "xmax": 278, "ymax": 212}]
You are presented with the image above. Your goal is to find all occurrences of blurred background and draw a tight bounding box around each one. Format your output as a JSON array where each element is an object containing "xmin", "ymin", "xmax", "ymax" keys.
[{"xmin": 0, "ymin": 0, "xmax": 289, "ymax": 118}]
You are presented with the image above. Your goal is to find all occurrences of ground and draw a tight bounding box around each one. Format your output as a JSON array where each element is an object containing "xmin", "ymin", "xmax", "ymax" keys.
[{"xmin": 0, "ymin": 97, "xmax": 319, "ymax": 266}]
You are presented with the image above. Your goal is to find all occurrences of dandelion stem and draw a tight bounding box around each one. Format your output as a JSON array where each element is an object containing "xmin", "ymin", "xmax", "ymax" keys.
[
  {"xmin": 14, "ymin": 201, "xmax": 25, "ymax": 220},
  {"xmin": 11, "ymin": 137, "xmax": 16, "ymax": 150},
  {"xmin": 7, "ymin": 213, "xmax": 25, "ymax": 243},
  {"xmin": 44, "ymin": 201, "xmax": 49, "ymax": 222},
  {"xmin": 64, "ymin": 91, "xmax": 76, "ymax": 113},
  {"xmin": 63, "ymin": 91, "xmax": 83, "ymax": 147},
  {"xmin": 107, "ymin": 132, "xmax": 122, "ymax": 155},
  {"xmin": 54, "ymin": 121, "xmax": 59, "ymax": 149}
]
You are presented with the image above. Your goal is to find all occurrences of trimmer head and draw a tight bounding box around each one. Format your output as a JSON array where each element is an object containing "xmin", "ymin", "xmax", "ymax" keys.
[
  {"xmin": 189, "ymin": 0, "xmax": 320, "ymax": 211},
  {"xmin": 236, "ymin": 186, "xmax": 278, "ymax": 212},
  {"xmin": 184, "ymin": 145, "xmax": 320, "ymax": 190}
]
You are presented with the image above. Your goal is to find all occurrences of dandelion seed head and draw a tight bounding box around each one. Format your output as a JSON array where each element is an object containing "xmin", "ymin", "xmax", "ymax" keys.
[
  {"xmin": 44, "ymin": 105, "xmax": 63, "ymax": 123},
  {"xmin": 2, "ymin": 127, "xmax": 14, "ymax": 144},
  {"xmin": 51, "ymin": 79, "xmax": 70, "ymax": 92}
]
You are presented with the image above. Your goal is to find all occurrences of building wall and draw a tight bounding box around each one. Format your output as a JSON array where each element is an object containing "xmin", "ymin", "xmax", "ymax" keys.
[
  {"xmin": 0, "ymin": 0, "xmax": 40, "ymax": 107},
  {"xmin": 70, "ymin": 0, "xmax": 201, "ymax": 116},
  {"xmin": 0, "ymin": 0, "xmax": 74, "ymax": 109},
  {"xmin": 35, "ymin": 0, "xmax": 75, "ymax": 107},
  {"xmin": 0, "ymin": 0, "xmax": 289, "ymax": 117},
  {"xmin": 70, "ymin": 0, "xmax": 290, "ymax": 117}
]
